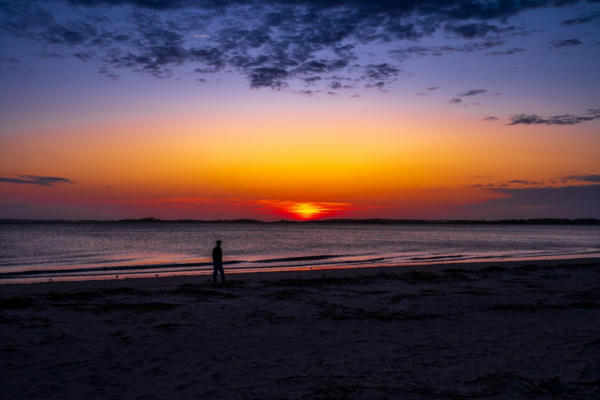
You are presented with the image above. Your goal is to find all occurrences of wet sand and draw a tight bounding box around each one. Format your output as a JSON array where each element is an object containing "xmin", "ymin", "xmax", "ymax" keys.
[{"xmin": 2, "ymin": 258, "xmax": 600, "ymax": 399}]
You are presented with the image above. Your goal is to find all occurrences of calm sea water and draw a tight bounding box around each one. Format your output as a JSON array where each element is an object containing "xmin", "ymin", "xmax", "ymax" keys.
[{"xmin": 1, "ymin": 223, "xmax": 599, "ymax": 283}]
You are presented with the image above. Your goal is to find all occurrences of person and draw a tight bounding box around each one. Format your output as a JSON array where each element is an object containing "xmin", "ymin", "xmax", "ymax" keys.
[{"xmin": 212, "ymin": 240, "xmax": 226, "ymax": 284}]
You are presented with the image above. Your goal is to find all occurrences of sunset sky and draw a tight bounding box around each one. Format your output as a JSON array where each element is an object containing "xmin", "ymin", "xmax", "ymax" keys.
[{"xmin": 1, "ymin": 0, "xmax": 599, "ymax": 220}]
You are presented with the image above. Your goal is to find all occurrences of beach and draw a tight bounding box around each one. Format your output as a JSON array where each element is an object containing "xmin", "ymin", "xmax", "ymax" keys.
[{"xmin": 2, "ymin": 258, "xmax": 599, "ymax": 399}]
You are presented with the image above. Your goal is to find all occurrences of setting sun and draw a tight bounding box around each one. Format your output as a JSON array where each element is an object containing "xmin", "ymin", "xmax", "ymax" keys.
[{"xmin": 290, "ymin": 203, "xmax": 322, "ymax": 219}]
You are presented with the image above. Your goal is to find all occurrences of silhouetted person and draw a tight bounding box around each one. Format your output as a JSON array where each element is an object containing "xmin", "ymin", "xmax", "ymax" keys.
[{"xmin": 212, "ymin": 240, "xmax": 226, "ymax": 284}]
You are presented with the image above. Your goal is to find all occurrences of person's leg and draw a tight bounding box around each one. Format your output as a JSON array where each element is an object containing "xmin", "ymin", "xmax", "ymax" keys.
[
  {"xmin": 219, "ymin": 263, "xmax": 226, "ymax": 282},
  {"xmin": 213, "ymin": 264, "xmax": 218, "ymax": 284}
]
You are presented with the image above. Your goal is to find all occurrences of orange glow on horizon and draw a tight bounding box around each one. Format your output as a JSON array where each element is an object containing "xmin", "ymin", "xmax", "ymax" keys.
[
  {"xmin": 255, "ymin": 200, "xmax": 353, "ymax": 220},
  {"xmin": 289, "ymin": 203, "xmax": 327, "ymax": 220},
  {"xmin": 2, "ymin": 104, "xmax": 599, "ymax": 220}
]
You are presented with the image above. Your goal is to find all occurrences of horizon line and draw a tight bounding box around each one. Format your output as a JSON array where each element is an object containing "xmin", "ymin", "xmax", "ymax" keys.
[{"xmin": 1, "ymin": 217, "xmax": 599, "ymax": 225}]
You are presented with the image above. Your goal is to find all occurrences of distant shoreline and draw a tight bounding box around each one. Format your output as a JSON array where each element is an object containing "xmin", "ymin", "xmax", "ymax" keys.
[{"xmin": 2, "ymin": 217, "xmax": 599, "ymax": 225}]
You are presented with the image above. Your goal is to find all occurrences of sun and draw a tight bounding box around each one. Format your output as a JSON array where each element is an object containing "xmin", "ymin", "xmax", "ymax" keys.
[
  {"xmin": 289, "ymin": 203, "xmax": 323, "ymax": 220},
  {"xmin": 258, "ymin": 200, "xmax": 352, "ymax": 220}
]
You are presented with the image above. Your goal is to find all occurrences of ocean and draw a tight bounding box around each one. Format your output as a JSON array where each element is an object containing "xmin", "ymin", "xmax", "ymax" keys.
[{"xmin": 1, "ymin": 222, "xmax": 599, "ymax": 283}]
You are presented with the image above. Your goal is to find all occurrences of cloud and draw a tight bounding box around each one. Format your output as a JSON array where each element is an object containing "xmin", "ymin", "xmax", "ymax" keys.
[
  {"xmin": 458, "ymin": 89, "xmax": 486, "ymax": 97},
  {"xmin": 550, "ymin": 38, "xmax": 583, "ymax": 48},
  {"xmin": 0, "ymin": 175, "xmax": 73, "ymax": 186},
  {"xmin": 472, "ymin": 178, "xmax": 546, "ymax": 189},
  {"xmin": 360, "ymin": 63, "xmax": 400, "ymax": 88},
  {"xmin": 247, "ymin": 67, "xmax": 288, "ymax": 89},
  {"xmin": 449, "ymin": 98, "xmax": 462, "ymax": 104},
  {"xmin": 487, "ymin": 48, "xmax": 524, "ymax": 55},
  {"xmin": 470, "ymin": 185, "xmax": 600, "ymax": 218},
  {"xmin": 482, "ymin": 116, "xmax": 498, "ymax": 121},
  {"xmin": 1, "ymin": 0, "xmax": 596, "ymax": 91},
  {"xmin": 507, "ymin": 108, "xmax": 600, "ymax": 126},
  {"xmin": 444, "ymin": 22, "xmax": 514, "ymax": 39},
  {"xmin": 507, "ymin": 179, "xmax": 543, "ymax": 185},
  {"xmin": 564, "ymin": 174, "xmax": 600, "ymax": 183},
  {"xmin": 392, "ymin": 40, "xmax": 505, "ymax": 60},
  {"xmin": 0, "ymin": 56, "xmax": 19, "ymax": 63},
  {"xmin": 561, "ymin": 12, "xmax": 600, "ymax": 25},
  {"xmin": 427, "ymin": 86, "xmax": 440, "ymax": 91}
]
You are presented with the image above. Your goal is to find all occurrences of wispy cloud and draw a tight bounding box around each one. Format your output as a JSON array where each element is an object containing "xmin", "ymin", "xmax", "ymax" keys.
[
  {"xmin": 472, "ymin": 178, "xmax": 546, "ymax": 189},
  {"xmin": 444, "ymin": 22, "xmax": 515, "ymax": 39},
  {"xmin": 507, "ymin": 109, "xmax": 600, "ymax": 126},
  {"xmin": 564, "ymin": 174, "xmax": 600, "ymax": 183},
  {"xmin": 561, "ymin": 12, "xmax": 600, "ymax": 25},
  {"xmin": 550, "ymin": 38, "xmax": 583, "ymax": 48},
  {"xmin": 0, "ymin": 175, "xmax": 72, "ymax": 186},
  {"xmin": 458, "ymin": 89, "xmax": 486, "ymax": 97},
  {"xmin": 487, "ymin": 48, "xmax": 524, "ymax": 55}
]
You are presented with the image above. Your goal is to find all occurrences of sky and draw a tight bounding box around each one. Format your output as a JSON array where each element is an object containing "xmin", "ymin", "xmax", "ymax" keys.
[{"xmin": 0, "ymin": 0, "xmax": 599, "ymax": 220}]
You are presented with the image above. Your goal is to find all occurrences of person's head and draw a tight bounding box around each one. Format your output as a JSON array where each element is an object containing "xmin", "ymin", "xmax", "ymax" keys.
[{"xmin": 216, "ymin": 240, "xmax": 222, "ymax": 246}]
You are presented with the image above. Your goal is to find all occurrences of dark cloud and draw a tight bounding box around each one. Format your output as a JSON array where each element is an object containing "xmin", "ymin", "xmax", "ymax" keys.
[
  {"xmin": 366, "ymin": 81, "xmax": 386, "ymax": 90},
  {"xmin": 482, "ymin": 116, "xmax": 498, "ymax": 121},
  {"xmin": 550, "ymin": 38, "xmax": 583, "ymax": 48},
  {"xmin": 507, "ymin": 109, "xmax": 600, "ymax": 126},
  {"xmin": 487, "ymin": 48, "xmax": 524, "ymax": 55},
  {"xmin": 249, "ymin": 67, "xmax": 288, "ymax": 89},
  {"xmin": 392, "ymin": 40, "xmax": 505, "ymax": 60},
  {"xmin": 362, "ymin": 63, "xmax": 400, "ymax": 82},
  {"xmin": 561, "ymin": 12, "xmax": 600, "ymax": 25},
  {"xmin": 444, "ymin": 22, "xmax": 514, "ymax": 39},
  {"xmin": 0, "ymin": 56, "xmax": 19, "ymax": 63},
  {"xmin": 471, "ymin": 185, "xmax": 600, "ymax": 218},
  {"xmin": 507, "ymin": 179, "xmax": 543, "ymax": 185},
  {"xmin": 53, "ymin": 0, "xmax": 597, "ymax": 20},
  {"xmin": 564, "ymin": 174, "xmax": 600, "ymax": 183},
  {"xmin": 0, "ymin": 175, "xmax": 73, "ymax": 186},
  {"xmin": 427, "ymin": 86, "xmax": 439, "ymax": 91},
  {"xmin": 472, "ymin": 178, "xmax": 546, "ymax": 189},
  {"xmin": 458, "ymin": 89, "xmax": 486, "ymax": 97},
  {"xmin": 74, "ymin": 52, "xmax": 92, "ymax": 62},
  {"xmin": 449, "ymin": 98, "xmax": 462, "ymax": 104},
  {"xmin": 1, "ymin": 0, "xmax": 597, "ymax": 91}
]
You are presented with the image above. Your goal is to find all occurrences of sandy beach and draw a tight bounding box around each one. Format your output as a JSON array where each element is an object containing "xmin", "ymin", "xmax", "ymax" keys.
[{"xmin": 2, "ymin": 258, "xmax": 599, "ymax": 399}]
